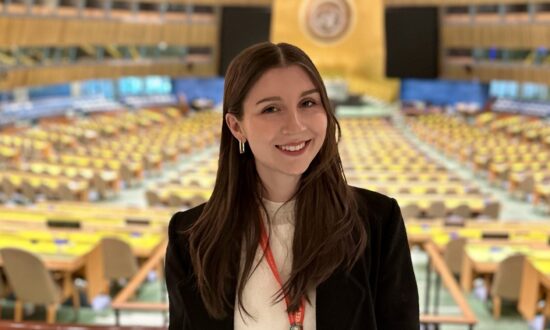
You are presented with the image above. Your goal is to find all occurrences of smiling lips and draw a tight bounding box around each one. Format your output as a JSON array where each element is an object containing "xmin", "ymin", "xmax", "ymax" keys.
[{"xmin": 275, "ymin": 140, "xmax": 311, "ymax": 154}]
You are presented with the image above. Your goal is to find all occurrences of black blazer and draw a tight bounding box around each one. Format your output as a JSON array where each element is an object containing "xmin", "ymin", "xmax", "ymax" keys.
[{"xmin": 165, "ymin": 187, "xmax": 419, "ymax": 329}]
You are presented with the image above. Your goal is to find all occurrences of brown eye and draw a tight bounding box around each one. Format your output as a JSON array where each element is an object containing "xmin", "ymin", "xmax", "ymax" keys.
[
  {"xmin": 262, "ymin": 106, "xmax": 278, "ymax": 114},
  {"xmin": 301, "ymin": 99, "xmax": 316, "ymax": 108}
]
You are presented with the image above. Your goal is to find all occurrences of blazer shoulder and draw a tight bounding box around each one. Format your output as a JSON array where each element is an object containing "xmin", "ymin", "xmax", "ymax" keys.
[
  {"xmin": 350, "ymin": 186, "xmax": 396, "ymax": 217},
  {"xmin": 168, "ymin": 203, "xmax": 206, "ymax": 238}
]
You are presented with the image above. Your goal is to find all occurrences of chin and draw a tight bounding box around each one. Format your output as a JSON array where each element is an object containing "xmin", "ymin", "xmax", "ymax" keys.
[{"xmin": 279, "ymin": 164, "xmax": 311, "ymax": 177}]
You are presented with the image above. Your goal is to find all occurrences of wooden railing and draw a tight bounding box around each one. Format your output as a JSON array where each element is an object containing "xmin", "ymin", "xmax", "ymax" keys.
[
  {"xmin": 420, "ymin": 241, "xmax": 478, "ymax": 329},
  {"xmin": 0, "ymin": 321, "xmax": 164, "ymax": 330},
  {"xmin": 111, "ymin": 239, "xmax": 168, "ymax": 326},
  {"xmin": 110, "ymin": 238, "xmax": 477, "ymax": 328}
]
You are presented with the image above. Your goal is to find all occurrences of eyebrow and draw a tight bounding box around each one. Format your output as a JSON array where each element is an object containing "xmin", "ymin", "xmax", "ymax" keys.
[{"xmin": 255, "ymin": 88, "xmax": 320, "ymax": 105}]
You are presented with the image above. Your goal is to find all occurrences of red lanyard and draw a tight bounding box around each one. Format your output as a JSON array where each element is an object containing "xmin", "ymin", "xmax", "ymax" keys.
[{"xmin": 259, "ymin": 219, "xmax": 305, "ymax": 328}]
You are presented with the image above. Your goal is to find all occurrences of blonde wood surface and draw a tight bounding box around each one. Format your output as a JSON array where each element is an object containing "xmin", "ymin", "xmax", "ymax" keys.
[
  {"xmin": 13, "ymin": 301, "xmax": 22, "ymax": 322},
  {"xmin": 46, "ymin": 304, "xmax": 56, "ymax": 324},
  {"xmin": 518, "ymin": 259, "xmax": 550, "ymax": 322},
  {"xmin": 518, "ymin": 259, "xmax": 541, "ymax": 320}
]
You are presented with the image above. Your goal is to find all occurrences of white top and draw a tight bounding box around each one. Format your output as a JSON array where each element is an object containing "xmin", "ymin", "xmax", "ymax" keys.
[{"xmin": 234, "ymin": 199, "xmax": 317, "ymax": 330}]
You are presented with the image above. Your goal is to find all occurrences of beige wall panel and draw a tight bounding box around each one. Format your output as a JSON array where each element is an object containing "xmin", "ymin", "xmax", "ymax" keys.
[
  {"xmin": 531, "ymin": 25, "xmax": 547, "ymax": 47},
  {"xmin": 531, "ymin": 67, "xmax": 550, "ymax": 84},
  {"xmin": 460, "ymin": 26, "xmax": 472, "ymax": 47},
  {"xmin": 442, "ymin": 25, "xmax": 468, "ymax": 48},
  {"xmin": 441, "ymin": 25, "xmax": 550, "ymax": 49},
  {"xmin": 441, "ymin": 64, "xmax": 465, "ymax": 80},
  {"xmin": 482, "ymin": 25, "xmax": 492, "ymax": 47},
  {"xmin": 0, "ymin": 62, "xmax": 217, "ymax": 90},
  {"xmin": 111, "ymin": 0, "xmax": 270, "ymax": 4},
  {"xmin": 453, "ymin": 26, "xmax": 468, "ymax": 47},
  {"xmin": 486, "ymin": 25, "xmax": 500, "ymax": 48},
  {"xmin": 517, "ymin": 25, "xmax": 531, "ymax": 48},
  {"xmin": 187, "ymin": 24, "xmax": 217, "ymax": 45},
  {"xmin": 1, "ymin": 17, "xmax": 215, "ymax": 47},
  {"xmin": 162, "ymin": 24, "xmax": 189, "ymax": 44},
  {"xmin": 475, "ymin": 65, "xmax": 492, "ymax": 82},
  {"xmin": 440, "ymin": 26, "xmax": 450, "ymax": 48},
  {"xmin": 40, "ymin": 19, "xmax": 118, "ymax": 46},
  {"xmin": 433, "ymin": 62, "xmax": 549, "ymax": 85},
  {"xmin": 0, "ymin": 19, "xmax": 11, "ymax": 45},
  {"xmin": 187, "ymin": 0, "xmax": 271, "ymax": 5},
  {"xmin": 385, "ymin": 0, "xmax": 550, "ymax": 5},
  {"xmin": 3, "ymin": 17, "xmax": 64, "ymax": 46},
  {"xmin": 187, "ymin": 25, "xmax": 202, "ymax": 45},
  {"xmin": 116, "ymin": 22, "xmax": 147, "ymax": 44},
  {"xmin": 502, "ymin": 26, "xmax": 513, "ymax": 48},
  {"xmin": 141, "ymin": 24, "xmax": 164, "ymax": 44}
]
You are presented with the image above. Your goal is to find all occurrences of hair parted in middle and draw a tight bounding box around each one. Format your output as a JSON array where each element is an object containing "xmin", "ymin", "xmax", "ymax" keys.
[{"xmin": 184, "ymin": 41, "xmax": 368, "ymax": 320}]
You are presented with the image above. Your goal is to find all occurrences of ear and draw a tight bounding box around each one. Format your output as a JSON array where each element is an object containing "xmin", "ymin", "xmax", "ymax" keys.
[{"xmin": 225, "ymin": 113, "xmax": 247, "ymax": 142}]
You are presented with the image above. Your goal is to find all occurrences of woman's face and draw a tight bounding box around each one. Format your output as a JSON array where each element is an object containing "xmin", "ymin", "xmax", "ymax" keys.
[{"xmin": 226, "ymin": 65, "xmax": 328, "ymax": 180}]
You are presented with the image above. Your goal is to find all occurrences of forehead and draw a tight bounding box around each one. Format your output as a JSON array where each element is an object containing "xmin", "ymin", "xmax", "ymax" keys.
[{"xmin": 246, "ymin": 65, "xmax": 317, "ymax": 101}]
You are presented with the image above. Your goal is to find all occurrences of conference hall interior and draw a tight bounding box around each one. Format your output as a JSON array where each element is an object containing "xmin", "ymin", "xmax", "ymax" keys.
[{"xmin": 0, "ymin": 0, "xmax": 549, "ymax": 329}]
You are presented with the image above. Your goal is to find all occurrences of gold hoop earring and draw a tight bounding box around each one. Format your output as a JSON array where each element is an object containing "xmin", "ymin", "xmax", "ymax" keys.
[{"xmin": 239, "ymin": 140, "xmax": 246, "ymax": 154}]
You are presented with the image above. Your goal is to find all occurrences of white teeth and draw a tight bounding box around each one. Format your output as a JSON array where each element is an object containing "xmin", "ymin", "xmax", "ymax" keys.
[{"xmin": 279, "ymin": 142, "xmax": 306, "ymax": 152}]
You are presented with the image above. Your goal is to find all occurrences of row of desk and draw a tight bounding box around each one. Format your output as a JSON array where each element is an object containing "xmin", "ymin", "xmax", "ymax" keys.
[
  {"xmin": 407, "ymin": 219, "xmax": 550, "ymax": 324},
  {"xmin": 0, "ymin": 202, "xmax": 174, "ymax": 302}
]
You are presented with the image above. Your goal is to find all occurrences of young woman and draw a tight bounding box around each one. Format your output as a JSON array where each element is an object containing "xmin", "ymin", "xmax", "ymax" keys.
[{"xmin": 165, "ymin": 42, "xmax": 419, "ymax": 330}]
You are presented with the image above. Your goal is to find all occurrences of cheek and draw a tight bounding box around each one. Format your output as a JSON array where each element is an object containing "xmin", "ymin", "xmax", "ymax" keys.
[
  {"xmin": 243, "ymin": 119, "xmax": 274, "ymax": 146},
  {"xmin": 314, "ymin": 112, "xmax": 328, "ymax": 139}
]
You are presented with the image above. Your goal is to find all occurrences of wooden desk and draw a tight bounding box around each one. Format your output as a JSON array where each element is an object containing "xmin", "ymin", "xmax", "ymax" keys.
[
  {"xmin": 398, "ymin": 195, "xmax": 490, "ymax": 213},
  {"xmin": 460, "ymin": 243, "xmax": 550, "ymax": 292},
  {"xmin": 84, "ymin": 235, "xmax": 165, "ymax": 301},
  {"xmin": 0, "ymin": 244, "xmax": 87, "ymax": 301},
  {"xmin": 518, "ymin": 259, "xmax": 550, "ymax": 323},
  {"xmin": 407, "ymin": 220, "xmax": 550, "ymax": 251},
  {"xmin": 0, "ymin": 320, "xmax": 164, "ymax": 330},
  {"xmin": 0, "ymin": 231, "xmax": 165, "ymax": 302},
  {"xmin": 534, "ymin": 183, "xmax": 550, "ymax": 206},
  {"xmin": 0, "ymin": 204, "xmax": 173, "ymax": 229}
]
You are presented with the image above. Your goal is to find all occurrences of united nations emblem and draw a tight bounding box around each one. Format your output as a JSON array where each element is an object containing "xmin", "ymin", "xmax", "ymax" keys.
[{"xmin": 301, "ymin": 0, "xmax": 354, "ymax": 43}]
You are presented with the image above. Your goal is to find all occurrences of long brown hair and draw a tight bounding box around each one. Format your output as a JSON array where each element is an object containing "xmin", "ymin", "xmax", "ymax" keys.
[{"xmin": 185, "ymin": 42, "xmax": 367, "ymax": 319}]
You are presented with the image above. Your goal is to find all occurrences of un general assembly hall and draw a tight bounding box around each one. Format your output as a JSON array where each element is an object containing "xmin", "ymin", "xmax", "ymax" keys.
[{"xmin": 0, "ymin": 0, "xmax": 549, "ymax": 329}]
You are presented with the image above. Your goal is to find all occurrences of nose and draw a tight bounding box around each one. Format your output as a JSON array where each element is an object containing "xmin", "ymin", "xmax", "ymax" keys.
[{"xmin": 281, "ymin": 108, "xmax": 306, "ymax": 135}]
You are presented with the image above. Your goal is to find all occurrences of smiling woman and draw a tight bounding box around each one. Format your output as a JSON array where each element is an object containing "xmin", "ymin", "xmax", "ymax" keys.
[
  {"xmin": 165, "ymin": 42, "xmax": 419, "ymax": 330},
  {"xmin": 226, "ymin": 65, "xmax": 328, "ymax": 201}
]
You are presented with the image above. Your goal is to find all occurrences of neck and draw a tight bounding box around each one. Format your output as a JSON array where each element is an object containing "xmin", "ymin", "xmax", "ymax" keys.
[{"xmin": 256, "ymin": 168, "xmax": 300, "ymax": 203}]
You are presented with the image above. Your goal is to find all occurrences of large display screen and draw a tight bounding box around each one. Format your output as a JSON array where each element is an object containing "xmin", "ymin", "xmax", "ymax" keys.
[
  {"xmin": 489, "ymin": 80, "xmax": 519, "ymax": 99},
  {"xmin": 80, "ymin": 79, "xmax": 115, "ymax": 99},
  {"xmin": 118, "ymin": 77, "xmax": 145, "ymax": 96},
  {"xmin": 144, "ymin": 76, "xmax": 172, "ymax": 95}
]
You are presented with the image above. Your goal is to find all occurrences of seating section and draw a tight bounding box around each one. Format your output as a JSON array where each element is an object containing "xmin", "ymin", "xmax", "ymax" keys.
[
  {"xmin": 407, "ymin": 113, "xmax": 550, "ymax": 211},
  {"xmin": 146, "ymin": 117, "xmax": 500, "ymax": 221},
  {"xmin": 339, "ymin": 118, "xmax": 499, "ymax": 220},
  {"xmin": 1, "ymin": 108, "xmax": 549, "ymax": 326},
  {"xmin": 0, "ymin": 108, "xmax": 219, "ymax": 204}
]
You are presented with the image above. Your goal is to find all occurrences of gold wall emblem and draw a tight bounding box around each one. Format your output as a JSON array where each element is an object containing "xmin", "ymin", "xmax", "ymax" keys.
[{"xmin": 301, "ymin": 0, "xmax": 354, "ymax": 43}]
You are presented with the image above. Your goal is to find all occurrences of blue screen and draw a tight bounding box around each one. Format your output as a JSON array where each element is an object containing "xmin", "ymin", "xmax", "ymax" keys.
[
  {"xmin": 81, "ymin": 79, "xmax": 115, "ymax": 99},
  {"xmin": 521, "ymin": 83, "xmax": 548, "ymax": 100},
  {"xmin": 118, "ymin": 77, "xmax": 144, "ymax": 96},
  {"xmin": 144, "ymin": 76, "xmax": 172, "ymax": 95},
  {"xmin": 489, "ymin": 80, "xmax": 519, "ymax": 99},
  {"xmin": 0, "ymin": 91, "xmax": 13, "ymax": 103},
  {"xmin": 400, "ymin": 79, "xmax": 487, "ymax": 106},
  {"xmin": 28, "ymin": 84, "xmax": 71, "ymax": 100}
]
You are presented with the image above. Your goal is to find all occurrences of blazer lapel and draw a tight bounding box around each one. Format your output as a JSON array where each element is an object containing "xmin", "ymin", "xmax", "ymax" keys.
[{"xmin": 316, "ymin": 266, "xmax": 366, "ymax": 330}]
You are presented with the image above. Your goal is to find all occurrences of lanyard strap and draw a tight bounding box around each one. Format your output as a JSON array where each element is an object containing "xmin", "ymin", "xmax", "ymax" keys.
[{"xmin": 259, "ymin": 220, "xmax": 305, "ymax": 327}]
